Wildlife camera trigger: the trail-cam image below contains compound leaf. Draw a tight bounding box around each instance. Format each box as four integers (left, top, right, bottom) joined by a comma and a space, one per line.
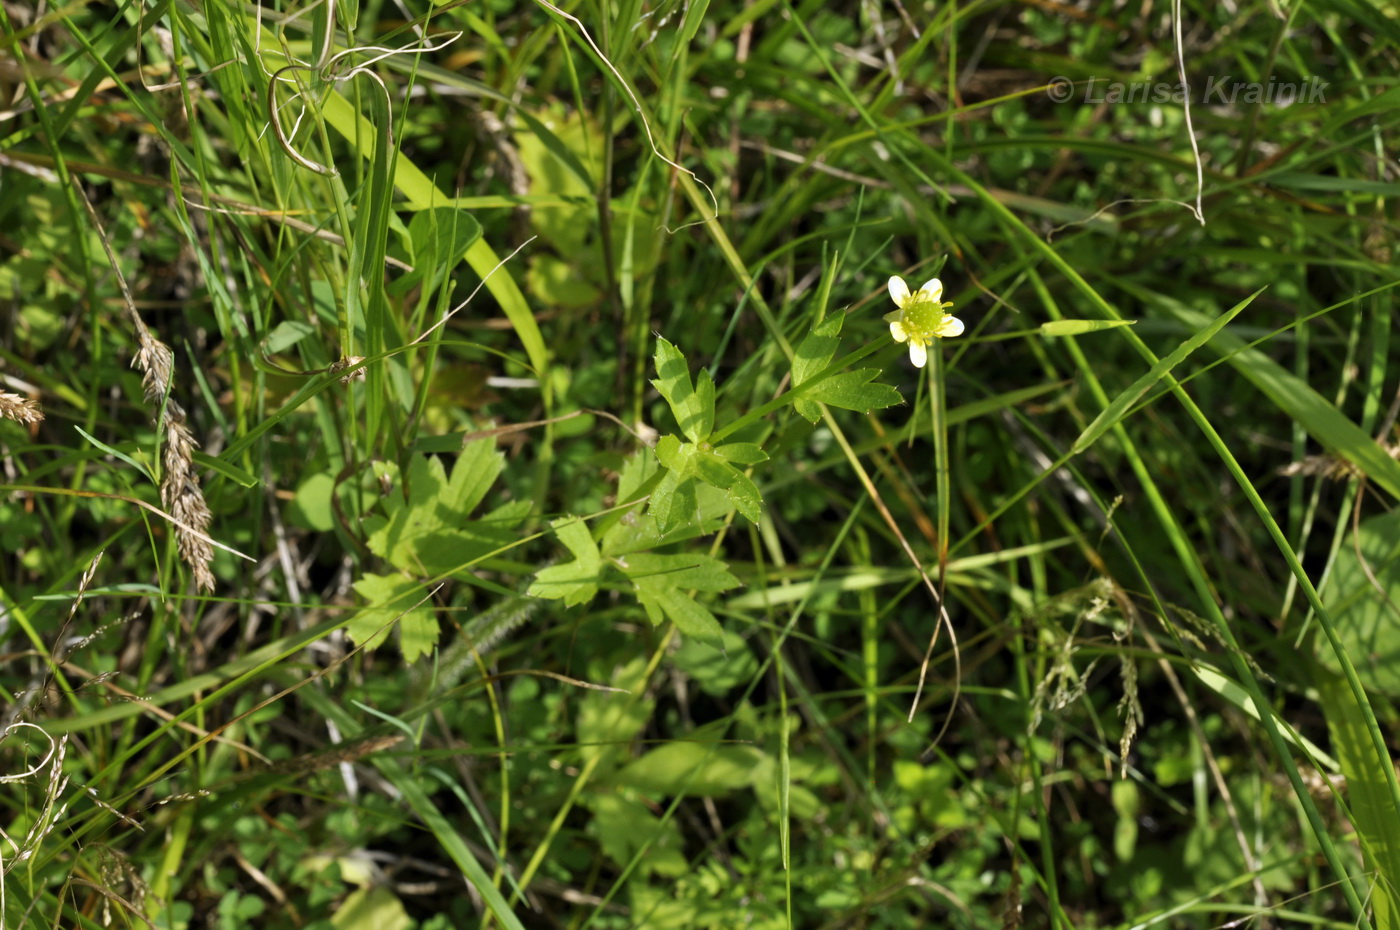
528, 516, 602, 607
802, 369, 902, 417
652, 337, 713, 444
350, 573, 437, 659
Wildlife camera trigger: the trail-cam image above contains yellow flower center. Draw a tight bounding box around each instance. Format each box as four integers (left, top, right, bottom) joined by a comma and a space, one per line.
900, 293, 949, 344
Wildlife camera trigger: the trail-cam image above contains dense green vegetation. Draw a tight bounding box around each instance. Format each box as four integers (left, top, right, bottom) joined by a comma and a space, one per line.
3, 0, 1400, 927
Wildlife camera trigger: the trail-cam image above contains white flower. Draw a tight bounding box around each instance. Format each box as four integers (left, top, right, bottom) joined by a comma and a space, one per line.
885, 275, 963, 368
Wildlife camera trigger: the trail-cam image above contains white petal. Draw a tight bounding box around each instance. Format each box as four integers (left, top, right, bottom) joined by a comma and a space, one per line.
887, 276, 911, 308
936, 315, 965, 337
889, 320, 909, 342
908, 340, 927, 368
917, 278, 944, 302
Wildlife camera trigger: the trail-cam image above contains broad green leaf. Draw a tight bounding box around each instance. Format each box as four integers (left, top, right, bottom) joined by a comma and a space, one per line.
651, 338, 712, 443
801, 369, 902, 418
1040, 319, 1137, 336
693, 451, 736, 489
589, 794, 688, 877
511, 107, 596, 261
290, 472, 336, 532
692, 368, 716, 443
647, 466, 697, 535
361, 456, 443, 569
1317, 672, 1400, 927
576, 656, 653, 765
607, 481, 729, 556
355, 453, 526, 671
624, 552, 738, 647
793, 398, 821, 424
654, 434, 692, 471
715, 442, 767, 465
398, 206, 482, 298
513, 108, 597, 252
622, 552, 740, 592
1321, 511, 1400, 696
1165, 302, 1400, 499
722, 471, 762, 524
363, 442, 520, 577
409, 206, 482, 266
528, 516, 602, 606
791, 311, 843, 422
264, 319, 317, 353
650, 437, 700, 533
398, 604, 442, 665
1072, 289, 1260, 455
792, 310, 843, 380
443, 439, 506, 519
633, 582, 724, 645
331, 887, 411, 930
350, 573, 435, 655
651, 338, 694, 425
615, 743, 764, 796
694, 452, 762, 523
527, 254, 604, 308
319, 91, 548, 382
673, 631, 758, 696
617, 448, 659, 502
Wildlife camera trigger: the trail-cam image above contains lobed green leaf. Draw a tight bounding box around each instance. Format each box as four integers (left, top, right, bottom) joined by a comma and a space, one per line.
801, 369, 902, 418
651, 337, 714, 444
528, 516, 603, 607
